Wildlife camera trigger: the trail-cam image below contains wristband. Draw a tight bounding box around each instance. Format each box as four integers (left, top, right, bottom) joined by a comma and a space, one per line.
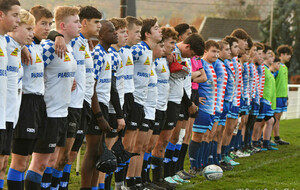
55, 33, 64, 38
94, 112, 103, 118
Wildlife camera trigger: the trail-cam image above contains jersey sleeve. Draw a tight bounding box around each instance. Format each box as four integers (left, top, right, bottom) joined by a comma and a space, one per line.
131, 45, 143, 63
42, 40, 55, 67
92, 47, 105, 80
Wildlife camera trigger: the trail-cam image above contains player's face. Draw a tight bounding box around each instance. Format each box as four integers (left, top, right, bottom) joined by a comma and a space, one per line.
205, 46, 219, 63
219, 44, 231, 60
181, 44, 196, 58
127, 24, 141, 45
267, 55, 275, 64
0, 5, 21, 34
273, 61, 280, 71
86, 18, 102, 38
256, 49, 264, 64
149, 22, 162, 43
65, 15, 82, 39
163, 37, 176, 56
238, 38, 247, 54
231, 42, 239, 57
102, 22, 118, 44
34, 17, 53, 41
249, 46, 257, 60
13, 23, 34, 45
116, 27, 128, 47
179, 28, 192, 41
281, 53, 292, 63
241, 52, 250, 63
153, 42, 164, 59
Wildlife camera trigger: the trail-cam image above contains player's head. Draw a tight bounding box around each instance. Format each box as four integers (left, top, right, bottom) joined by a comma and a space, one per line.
254, 42, 264, 65
9, 9, 34, 46
231, 28, 248, 54
179, 33, 205, 58
272, 56, 281, 72
140, 17, 162, 44
109, 17, 128, 47
189, 25, 198, 34
277, 44, 293, 63
223, 35, 239, 57
0, 0, 21, 34
263, 44, 273, 60
98, 20, 118, 45
174, 23, 192, 42
153, 40, 165, 60
30, 5, 53, 40
125, 16, 142, 46
161, 26, 177, 56
54, 6, 81, 39
79, 6, 102, 38
247, 37, 253, 50
203, 40, 219, 63
218, 40, 231, 60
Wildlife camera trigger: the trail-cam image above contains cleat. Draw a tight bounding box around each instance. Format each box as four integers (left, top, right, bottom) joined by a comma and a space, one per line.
172, 175, 190, 183
176, 170, 192, 180
274, 139, 290, 145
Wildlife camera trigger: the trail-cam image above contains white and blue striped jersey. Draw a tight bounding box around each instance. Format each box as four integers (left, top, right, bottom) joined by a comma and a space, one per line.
0, 35, 8, 129
131, 41, 153, 106
119, 45, 134, 94
242, 62, 250, 105
92, 44, 112, 107
155, 57, 170, 111
232, 57, 242, 107
223, 59, 235, 102
42, 39, 77, 117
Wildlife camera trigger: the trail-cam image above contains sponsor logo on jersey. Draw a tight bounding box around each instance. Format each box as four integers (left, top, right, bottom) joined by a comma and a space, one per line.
79, 44, 85, 51
36, 53, 42, 63
161, 64, 166, 73
11, 48, 18, 56
26, 128, 36, 133
150, 69, 154, 76
85, 51, 90, 59
105, 61, 110, 70
177, 55, 182, 62
144, 56, 150, 65
64, 54, 71, 62
0, 69, 7, 76
0, 47, 4, 57
126, 56, 133, 66
137, 72, 150, 78
120, 61, 123, 68
19, 62, 21, 69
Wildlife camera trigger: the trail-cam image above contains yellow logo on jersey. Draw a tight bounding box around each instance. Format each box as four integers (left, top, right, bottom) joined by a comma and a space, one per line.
161, 64, 166, 73
11, 48, 18, 56
126, 56, 133, 66
144, 56, 150, 65
85, 51, 90, 59
120, 61, 123, 68
150, 69, 154, 76
105, 62, 110, 70
79, 45, 85, 51
64, 53, 71, 62
0, 47, 4, 57
19, 62, 21, 69
177, 55, 182, 62
36, 53, 42, 63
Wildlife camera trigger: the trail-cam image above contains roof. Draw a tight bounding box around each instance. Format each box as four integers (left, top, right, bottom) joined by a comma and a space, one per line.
199, 17, 263, 41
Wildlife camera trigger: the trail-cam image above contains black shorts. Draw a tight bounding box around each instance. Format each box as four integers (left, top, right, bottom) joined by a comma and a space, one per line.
72, 100, 92, 152
65, 107, 82, 139
1, 122, 14, 155
162, 101, 181, 130
12, 138, 37, 156
126, 102, 145, 131
190, 89, 199, 118
87, 102, 109, 135
0, 129, 5, 153
140, 119, 155, 132
14, 94, 46, 140
123, 93, 134, 123
106, 113, 118, 138
34, 117, 68, 153
178, 102, 189, 121
152, 110, 167, 135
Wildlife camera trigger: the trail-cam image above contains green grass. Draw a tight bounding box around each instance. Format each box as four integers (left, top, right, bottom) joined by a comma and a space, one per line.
5, 119, 300, 189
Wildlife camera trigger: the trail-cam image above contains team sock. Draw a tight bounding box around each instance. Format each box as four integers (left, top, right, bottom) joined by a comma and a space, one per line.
104, 172, 113, 190
98, 183, 104, 190
114, 163, 126, 188
188, 140, 201, 169
7, 168, 24, 189
41, 167, 53, 189
171, 143, 182, 175
0, 179, 4, 190
141, 152, 151, 183
151, 156, 163, 182
126, 177, 135, 188
163, 142, 176, 178
51, 168, 63, 190
177, 143, 188, 171
59, 164, 72, 190
25, 170, 42, 190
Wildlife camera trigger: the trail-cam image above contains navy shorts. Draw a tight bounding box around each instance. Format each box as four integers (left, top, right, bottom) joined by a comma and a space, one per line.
193, 110, 214, 134
275, 97, 288, 113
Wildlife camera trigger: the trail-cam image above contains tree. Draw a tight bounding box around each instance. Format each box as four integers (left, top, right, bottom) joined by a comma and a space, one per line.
259, 0, 300, 77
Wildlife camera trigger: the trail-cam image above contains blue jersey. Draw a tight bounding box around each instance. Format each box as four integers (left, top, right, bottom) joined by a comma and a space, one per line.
212, 59, 228, 113
223, 59, 235, 102
232, 57, 242, 107
198, 59, 217, 115
249, 62, 257, 101
242, 62, 250, 105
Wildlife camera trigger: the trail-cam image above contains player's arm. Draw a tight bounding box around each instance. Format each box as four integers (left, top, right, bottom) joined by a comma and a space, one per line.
47, 30, 68, 59
182, 89, 197, 114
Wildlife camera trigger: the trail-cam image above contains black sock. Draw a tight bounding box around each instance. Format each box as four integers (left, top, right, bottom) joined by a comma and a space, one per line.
141, 159, 148, 183
274, 136, 280, 141
135, 177, 142, 185
177, 143, 188, 171
41, 167, 53, 190
80, 188, 92, 190
104, 172, 113, 190
163, 142, 176, 178
151, 156, 163, 182
126, 177, 135, 187
24, 180, 40, 190
7, 168, 24, 190
146, 156, 152, 182
114, 163, 125, 187
171, 144, 181, 175
123, 159, 130, 182
59, 164, 72, 190
51, 169, 63, 189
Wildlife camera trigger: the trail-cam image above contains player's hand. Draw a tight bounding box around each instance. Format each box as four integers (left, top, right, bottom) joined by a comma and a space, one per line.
166, 54, 176, 64
96, 117, 112, 133
188, 102, 198, 115
117, 118, 126, 132
71, 79, 77, 91
199, 97, 206, 105
54, 36, 68, 59
21, 47, 33, 65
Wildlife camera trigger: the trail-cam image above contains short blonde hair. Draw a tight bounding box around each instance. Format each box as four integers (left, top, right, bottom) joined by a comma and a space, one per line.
108, 17, 127, 31
20, 9, 35, 26
54, 6, 80, 28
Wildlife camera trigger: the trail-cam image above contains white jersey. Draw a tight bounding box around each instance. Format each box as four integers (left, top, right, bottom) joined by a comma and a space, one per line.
15, 63, 23, 127
0, 35, 8, 129
23, 38, 44, 95
144, 66, 157, 120
131, 41, 153, 106
42, 40, 77, 118
183, 58, 192, 98
168, 45, 184, 104
84, 42, 94, 106
92, 44, 112, 107
5, 35, 21, 123
155, 57, 170, 111
120, 45, 134, 94
108, 47, 124, 114
69, 33, 87, 108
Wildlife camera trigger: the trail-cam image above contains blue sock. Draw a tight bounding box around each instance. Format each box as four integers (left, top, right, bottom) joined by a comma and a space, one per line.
197, 142, 205, 168
98, 182, 104, 189
188, 140, 201, 169
263, 140, 270, 147
203, 142, 209, 167
60, 164, 72, 189
221, 145, 226, 158
51, 168, 63, 189
212, 141, 219, 164
7, 168, 24, 181
217, 154, 222, 162
165, 142, 176, 152
230, 135, 236, 151
144, 152, 151, 161
234, 130, 242, 150
225, 145, 230, 156
249, 130, 253, 146
0, 179, 4, 189
25, 170, 42, 183
208, 141, 213, 165
92, 187, 98, 190
253, 140, 258, 147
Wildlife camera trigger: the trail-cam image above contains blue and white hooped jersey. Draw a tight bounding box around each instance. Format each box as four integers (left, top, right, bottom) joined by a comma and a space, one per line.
42, 39, 77, 117
120, 45, 135, 94
212, 58, 228, 113
0, 35, 8, 129
242, 62, 250, 104
5, 35, 21, 123
249, 62, 257, 101
83, 41, 95, 106
258, 64, 265, 99
69, 33, 87, 108
108, 46, 125, 114
198, 59, 217, 115
145, 65, 158, 120
155, 57, 170, 111
253, 64, 261, 105
223, 59, 235, 102
131, 41, 153, 106
183, 58, 192, 98
232, 57, 242, 107
92, 44, 112, 107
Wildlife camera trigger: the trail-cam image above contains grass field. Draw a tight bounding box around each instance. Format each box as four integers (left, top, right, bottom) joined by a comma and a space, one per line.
5, 119, 300, 189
